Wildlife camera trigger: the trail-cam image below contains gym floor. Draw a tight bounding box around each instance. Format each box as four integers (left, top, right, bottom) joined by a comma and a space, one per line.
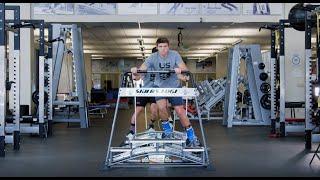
1, 107, 320, 177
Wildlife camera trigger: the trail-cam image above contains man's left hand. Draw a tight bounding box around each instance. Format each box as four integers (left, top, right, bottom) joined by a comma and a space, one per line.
174, 68, 182, 74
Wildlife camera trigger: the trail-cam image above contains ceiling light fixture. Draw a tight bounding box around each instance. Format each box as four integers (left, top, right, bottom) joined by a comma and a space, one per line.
197, 56, 210, 63
232, 39, 243, 46
91, 54, 104, 57
219, 47, 228, 52
187, 57, 200, 60
91, 57, 104, 60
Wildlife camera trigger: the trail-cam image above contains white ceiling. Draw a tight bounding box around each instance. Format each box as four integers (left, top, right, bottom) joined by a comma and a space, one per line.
79, 22, 272, 60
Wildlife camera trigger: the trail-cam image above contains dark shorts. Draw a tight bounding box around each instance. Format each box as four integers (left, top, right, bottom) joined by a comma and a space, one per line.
136, 97, 156, 107
155, 97, 184, 106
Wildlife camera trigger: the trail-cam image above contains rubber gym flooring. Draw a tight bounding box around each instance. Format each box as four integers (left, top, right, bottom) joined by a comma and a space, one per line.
0, 106, 320, 177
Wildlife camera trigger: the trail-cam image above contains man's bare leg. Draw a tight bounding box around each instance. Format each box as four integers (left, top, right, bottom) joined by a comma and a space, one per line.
129, 106, 144, 134
156, 99, 174, 138
174, 105, 200, 147
149, 102, 158, 129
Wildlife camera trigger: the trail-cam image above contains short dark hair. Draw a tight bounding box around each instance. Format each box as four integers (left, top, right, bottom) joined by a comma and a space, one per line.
156, 37, 169, 46
152, 47, 158, 53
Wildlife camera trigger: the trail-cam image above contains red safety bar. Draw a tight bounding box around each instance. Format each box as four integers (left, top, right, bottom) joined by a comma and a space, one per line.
285, 118, 305, 123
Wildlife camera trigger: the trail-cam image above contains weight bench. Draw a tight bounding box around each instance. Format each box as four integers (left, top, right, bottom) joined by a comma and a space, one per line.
88, 103, 110, 118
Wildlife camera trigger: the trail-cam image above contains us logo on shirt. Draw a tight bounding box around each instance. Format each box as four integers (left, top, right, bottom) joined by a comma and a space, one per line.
158, 63, 171, 80
159, 62, 170, 69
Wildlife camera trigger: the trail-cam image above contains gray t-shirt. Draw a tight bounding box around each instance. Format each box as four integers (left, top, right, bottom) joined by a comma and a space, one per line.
145, 50, 183, 88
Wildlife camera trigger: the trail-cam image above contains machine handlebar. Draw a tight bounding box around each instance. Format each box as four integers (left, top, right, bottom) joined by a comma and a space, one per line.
137, 69, 189, 74
121, 70, 195, 87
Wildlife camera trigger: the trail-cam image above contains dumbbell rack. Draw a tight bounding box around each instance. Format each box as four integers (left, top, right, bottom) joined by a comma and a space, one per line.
223, 44, 271, 128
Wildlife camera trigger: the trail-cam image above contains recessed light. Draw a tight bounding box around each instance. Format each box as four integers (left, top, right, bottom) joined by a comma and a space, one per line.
92, 57, 104, 60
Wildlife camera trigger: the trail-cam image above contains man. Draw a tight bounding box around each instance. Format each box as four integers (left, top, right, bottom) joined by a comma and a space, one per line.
126, 47, 159, 140
131, 37, 200, 147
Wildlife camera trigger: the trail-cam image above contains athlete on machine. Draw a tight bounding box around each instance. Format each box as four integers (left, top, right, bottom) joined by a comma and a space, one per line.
131, 37, 200, 147
125, 47, 159, 141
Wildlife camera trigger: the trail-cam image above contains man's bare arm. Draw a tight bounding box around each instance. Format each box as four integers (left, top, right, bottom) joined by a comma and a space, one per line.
177, 61, 189, 72
131, 62, 148, 75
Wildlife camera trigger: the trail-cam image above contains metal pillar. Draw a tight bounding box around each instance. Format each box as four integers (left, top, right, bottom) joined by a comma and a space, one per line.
223, 45, 241, 127
270, 30, 277, 134
0, 3, 6, 157
38, 20, 47, 138
279, 20, 286, 137
71, 24, 88, 128
51, 24, 67, 101
8, 6, 20, 150
47, 25, 53, 136
305, 11, 313, 149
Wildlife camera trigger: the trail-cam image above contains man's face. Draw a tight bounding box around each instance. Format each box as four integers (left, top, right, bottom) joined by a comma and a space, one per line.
157, 43, 169, 57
